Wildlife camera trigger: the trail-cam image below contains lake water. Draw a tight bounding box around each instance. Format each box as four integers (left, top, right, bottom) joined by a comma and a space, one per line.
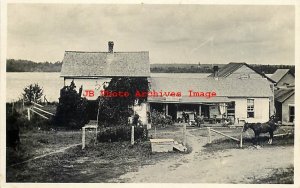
6, 72, 63, 102
6, 72, 210, 102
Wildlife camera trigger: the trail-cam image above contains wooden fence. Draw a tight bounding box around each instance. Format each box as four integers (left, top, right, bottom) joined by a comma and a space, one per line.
207, 126, 244, 148
27, 101, 54, 120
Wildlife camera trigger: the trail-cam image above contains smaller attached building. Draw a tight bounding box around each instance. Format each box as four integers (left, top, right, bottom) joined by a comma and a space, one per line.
275, 88, 295, 125
270, 69, 295, 88
271, 69, 295, 125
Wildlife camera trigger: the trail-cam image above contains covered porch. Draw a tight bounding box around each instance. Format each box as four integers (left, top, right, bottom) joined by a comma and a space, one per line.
149, 100, 236, 125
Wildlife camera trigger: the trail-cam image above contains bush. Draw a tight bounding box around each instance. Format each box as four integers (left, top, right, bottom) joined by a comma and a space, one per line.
6, 109, 21, 149
97, 77, 149, 126
22, 83, 43, 103
150, 110, 173, 128
54, 81, 89, 129
7, 108, 52, 131
28, 114, 52, 130
97, 125, 148, 142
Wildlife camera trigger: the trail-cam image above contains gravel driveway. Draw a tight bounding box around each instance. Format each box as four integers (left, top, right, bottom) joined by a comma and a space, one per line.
114, 128, 294, 183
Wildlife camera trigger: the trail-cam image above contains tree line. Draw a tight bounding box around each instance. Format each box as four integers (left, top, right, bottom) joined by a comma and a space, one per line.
7, 59, 295, 74
7, 59, 62, 72
151, 64, 295, 74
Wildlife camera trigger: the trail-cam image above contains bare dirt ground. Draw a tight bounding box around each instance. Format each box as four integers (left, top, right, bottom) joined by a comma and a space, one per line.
114, 128, 294, 183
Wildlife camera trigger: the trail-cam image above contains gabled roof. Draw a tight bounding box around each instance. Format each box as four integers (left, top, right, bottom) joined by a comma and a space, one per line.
209, 62, 245, 77
60, 51, 150, 77
208, 62, 276, 83
148, 77, 273, 103
270, 69, 294, 83
275, 88, 294, 103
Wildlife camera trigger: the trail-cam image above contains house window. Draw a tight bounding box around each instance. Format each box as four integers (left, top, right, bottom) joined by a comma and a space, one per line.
289, 106, 295, 123
247, 99, 254, 118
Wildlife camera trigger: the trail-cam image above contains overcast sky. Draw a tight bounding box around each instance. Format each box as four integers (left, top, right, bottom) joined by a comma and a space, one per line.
7, 4, 295, 65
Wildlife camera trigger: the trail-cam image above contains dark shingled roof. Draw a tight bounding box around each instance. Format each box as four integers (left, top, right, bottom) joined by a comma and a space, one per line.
270, 69, 293, 83
208, 62, 275, 83
60, 51, 150, 77
209, 62, 245, 77
275, 88, 294, 103
148, 77, 273, 103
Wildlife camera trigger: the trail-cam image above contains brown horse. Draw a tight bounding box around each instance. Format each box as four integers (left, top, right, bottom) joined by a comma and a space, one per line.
243, 115, 280, 145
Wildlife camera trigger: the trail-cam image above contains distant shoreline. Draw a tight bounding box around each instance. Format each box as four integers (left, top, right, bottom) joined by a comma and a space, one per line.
6, 59, 295, 74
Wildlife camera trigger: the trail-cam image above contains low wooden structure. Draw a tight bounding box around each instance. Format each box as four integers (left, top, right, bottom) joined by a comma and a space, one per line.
150, 138, 187, 153
150, 139, 175, 152
82, 121, 98, 149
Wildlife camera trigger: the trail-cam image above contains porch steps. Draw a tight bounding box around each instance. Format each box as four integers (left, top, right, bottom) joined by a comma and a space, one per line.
173, 141, 187, 152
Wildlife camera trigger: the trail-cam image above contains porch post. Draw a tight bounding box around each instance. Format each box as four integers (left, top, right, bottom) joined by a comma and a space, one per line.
165, 103, 169, 115
199, 105, 202, 116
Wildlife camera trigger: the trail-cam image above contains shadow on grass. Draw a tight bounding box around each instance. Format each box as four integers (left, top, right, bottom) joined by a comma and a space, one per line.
6, 140, 185, 183
250, 166, 294, 184
203, 134, 294, 153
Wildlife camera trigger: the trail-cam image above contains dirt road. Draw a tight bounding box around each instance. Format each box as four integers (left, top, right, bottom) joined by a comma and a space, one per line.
114, 129, 294, 183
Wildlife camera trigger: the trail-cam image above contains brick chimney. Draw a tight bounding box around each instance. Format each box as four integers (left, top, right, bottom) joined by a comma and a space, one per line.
213, 66, 219, 80
108, 41, 114, 53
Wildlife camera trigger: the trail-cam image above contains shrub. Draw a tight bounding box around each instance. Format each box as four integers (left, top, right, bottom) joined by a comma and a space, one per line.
6, 109, 21, 149
97, 77, 149, 126
150, 110, 173, 128
22, 83, 43, 103
97, 125, 148, 142
54, 81, 89, 129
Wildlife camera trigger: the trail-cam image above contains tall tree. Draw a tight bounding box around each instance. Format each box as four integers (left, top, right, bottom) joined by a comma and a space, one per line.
97, 77, 149, 126
23, 83, 43, 103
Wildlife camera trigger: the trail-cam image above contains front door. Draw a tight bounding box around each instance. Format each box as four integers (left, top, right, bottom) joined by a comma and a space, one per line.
289, 105, 295, 123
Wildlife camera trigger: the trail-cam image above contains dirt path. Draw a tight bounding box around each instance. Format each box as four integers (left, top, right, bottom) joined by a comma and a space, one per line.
10, 143, 81, 167
114, 129, 294, 183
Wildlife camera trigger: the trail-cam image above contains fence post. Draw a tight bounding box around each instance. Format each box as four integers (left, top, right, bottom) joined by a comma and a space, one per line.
183, 123, 187, 146
131, 126, 135, 145
207, 127, 212, 143
240, 125, 244, 148
95, 127, 98, 144
82, 127, 86, 149
240, 133, 243, 148
27, 108, 31, 121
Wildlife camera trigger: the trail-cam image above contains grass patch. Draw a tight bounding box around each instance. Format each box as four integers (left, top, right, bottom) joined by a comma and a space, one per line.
251, 167, 294, 184
6, 130, 82, 166
6, 141, 182, 182
6, 126, 187, 182
149, 126, 184, 143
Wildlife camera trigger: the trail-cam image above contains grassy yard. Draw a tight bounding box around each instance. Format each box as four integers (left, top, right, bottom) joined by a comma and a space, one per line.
6, 126, 186, 182
6, 130, 82, 166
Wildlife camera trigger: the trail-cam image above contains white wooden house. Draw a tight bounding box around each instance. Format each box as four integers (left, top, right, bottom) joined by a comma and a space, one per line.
60, 41, 150, 123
